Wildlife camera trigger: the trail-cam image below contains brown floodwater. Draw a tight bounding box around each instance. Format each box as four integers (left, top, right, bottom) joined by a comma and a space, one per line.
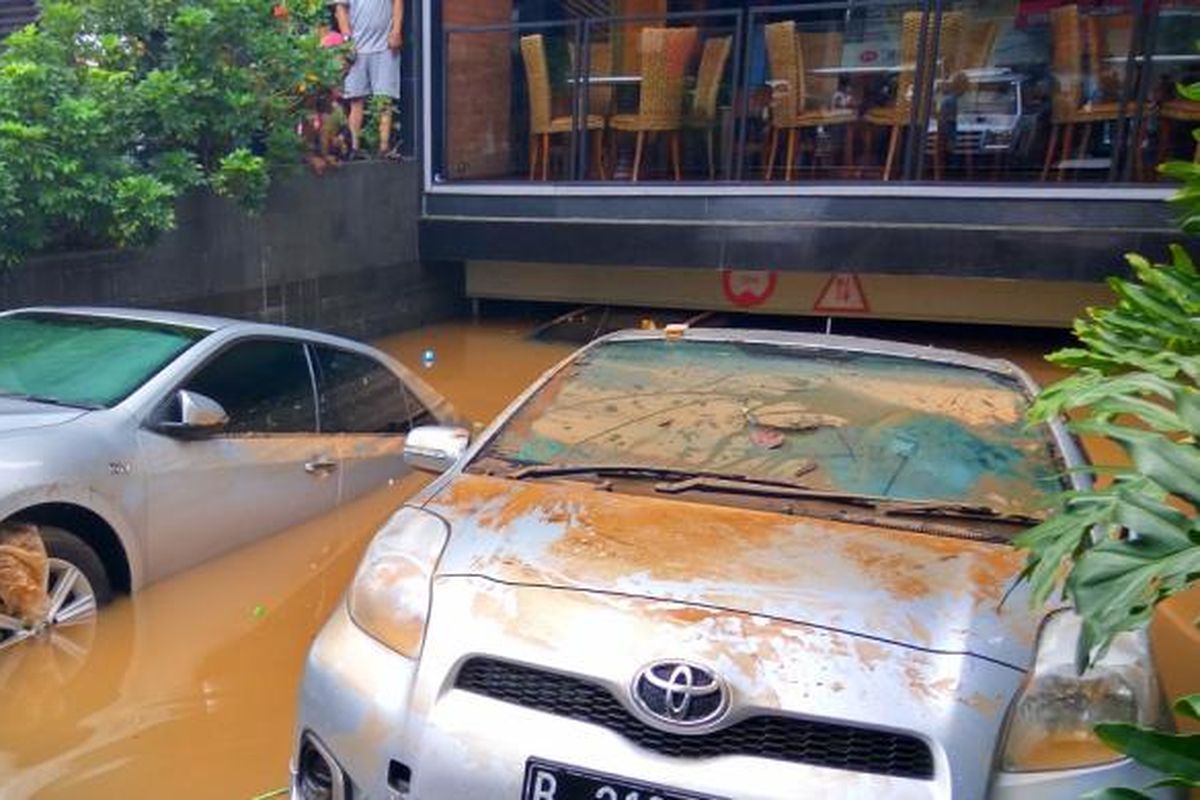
0, 316, 1195, 799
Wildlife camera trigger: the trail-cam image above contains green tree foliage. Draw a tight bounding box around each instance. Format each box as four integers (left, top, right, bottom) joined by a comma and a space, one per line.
0, 0, 344, 263
1015, 79, 1200, 798
1161, 82, 1200, 235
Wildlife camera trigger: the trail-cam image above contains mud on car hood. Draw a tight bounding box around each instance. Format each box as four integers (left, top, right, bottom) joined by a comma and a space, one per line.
425, 474, 1040, 669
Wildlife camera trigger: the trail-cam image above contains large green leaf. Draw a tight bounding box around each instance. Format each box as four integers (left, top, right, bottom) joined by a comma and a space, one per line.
1013, 502, 1111, 606
1068, 540, 1200, 652
1089, 396, 1186, 433
1082, 789, 1155, 800
1175, 694, 1200, 723
1122, 434, 1200, 502
1112, 488, 1194, 552
1178, 389, 1200, 435
1094, 723, 1200, 785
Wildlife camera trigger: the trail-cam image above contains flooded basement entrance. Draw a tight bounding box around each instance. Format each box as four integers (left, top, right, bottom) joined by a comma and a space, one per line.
0, 314, 1195, 798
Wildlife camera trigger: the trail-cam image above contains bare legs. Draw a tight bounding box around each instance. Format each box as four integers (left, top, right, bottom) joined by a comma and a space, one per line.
379, 105, 393, 156
347, 97, 396, 155
348, 98, 365, 153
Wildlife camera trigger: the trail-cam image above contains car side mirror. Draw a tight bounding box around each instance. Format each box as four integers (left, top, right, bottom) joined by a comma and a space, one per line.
156, 390, 229, 438
404, 425, 470, 474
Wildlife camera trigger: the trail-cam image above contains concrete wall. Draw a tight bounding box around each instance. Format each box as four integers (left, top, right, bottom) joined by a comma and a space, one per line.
0, 162, 464, 341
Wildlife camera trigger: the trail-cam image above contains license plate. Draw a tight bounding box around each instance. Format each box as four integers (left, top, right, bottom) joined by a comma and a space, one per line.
523, 758, 725, 800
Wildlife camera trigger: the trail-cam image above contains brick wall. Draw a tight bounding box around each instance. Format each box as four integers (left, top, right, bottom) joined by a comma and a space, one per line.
616, 0, 666, 72
444, 0, 514, 179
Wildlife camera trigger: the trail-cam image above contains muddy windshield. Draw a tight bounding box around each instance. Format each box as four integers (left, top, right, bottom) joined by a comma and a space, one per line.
474, 338, 1061, 517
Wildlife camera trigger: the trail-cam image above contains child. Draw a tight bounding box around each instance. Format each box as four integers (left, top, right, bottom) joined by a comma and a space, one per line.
302, 15, 352, 172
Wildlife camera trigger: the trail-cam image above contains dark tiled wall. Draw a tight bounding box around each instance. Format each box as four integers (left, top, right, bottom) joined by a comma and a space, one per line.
0, 0, 37, 37
2, 163, 465, 341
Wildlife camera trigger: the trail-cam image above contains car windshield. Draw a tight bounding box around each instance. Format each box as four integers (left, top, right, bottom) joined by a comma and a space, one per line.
474, 338, 1062, 518
0, 312, 209, 409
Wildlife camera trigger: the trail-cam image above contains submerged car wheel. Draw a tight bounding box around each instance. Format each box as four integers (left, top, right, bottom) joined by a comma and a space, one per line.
0, 526, 110, 653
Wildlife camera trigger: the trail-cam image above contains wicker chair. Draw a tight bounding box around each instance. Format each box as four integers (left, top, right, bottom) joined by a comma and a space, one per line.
1040, 5, 1135, 181
863, 11, 963, 181
520, 33, 607, 181
609, 26, 698, 181
762, 21, 855, 181
683, 35, 732, 179
800, 30, 845, 109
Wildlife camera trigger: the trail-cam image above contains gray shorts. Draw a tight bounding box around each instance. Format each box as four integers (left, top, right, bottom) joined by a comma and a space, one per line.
344, 48, 401, 99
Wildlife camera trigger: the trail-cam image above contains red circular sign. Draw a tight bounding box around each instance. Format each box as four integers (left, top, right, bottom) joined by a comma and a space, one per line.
721, 270, 779, 308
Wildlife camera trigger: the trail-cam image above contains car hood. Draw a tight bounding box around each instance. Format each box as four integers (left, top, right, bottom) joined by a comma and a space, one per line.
0, 397, 89, 433
425, 474, 1040, 669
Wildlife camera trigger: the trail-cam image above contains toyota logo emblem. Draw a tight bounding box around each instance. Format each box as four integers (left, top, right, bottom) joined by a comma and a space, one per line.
632, 661, 728, 727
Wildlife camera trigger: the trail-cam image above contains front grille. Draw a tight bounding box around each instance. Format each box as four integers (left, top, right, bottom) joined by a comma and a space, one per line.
455, 657, 935, 780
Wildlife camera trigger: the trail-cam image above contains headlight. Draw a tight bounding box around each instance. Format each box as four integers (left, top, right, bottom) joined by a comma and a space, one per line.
1000, 610, 1168, 772
347, 506, 449, 658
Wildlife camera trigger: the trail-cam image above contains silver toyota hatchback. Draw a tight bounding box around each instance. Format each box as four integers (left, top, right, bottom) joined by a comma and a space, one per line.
0, 307, 451, 651
292, 328, 1177, 800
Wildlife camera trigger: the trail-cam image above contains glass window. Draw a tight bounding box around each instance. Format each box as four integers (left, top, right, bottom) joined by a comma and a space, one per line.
473, 338, 1061, 517
313, 347, 431, 434
434, 0, 1193, 185
1145, 2, 1200, 177
0, 312, 207, 409
183, 340, 316, 434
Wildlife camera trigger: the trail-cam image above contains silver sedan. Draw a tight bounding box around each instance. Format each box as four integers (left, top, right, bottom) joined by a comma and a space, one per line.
0, 306, 452, 651
292, 327, 1178, 800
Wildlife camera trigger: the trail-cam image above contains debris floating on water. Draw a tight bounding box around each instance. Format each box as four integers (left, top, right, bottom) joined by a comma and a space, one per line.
0, 522, 49, 625
251, 604, 267, 619
250, 788, 288, 800
422, 348, 436, 369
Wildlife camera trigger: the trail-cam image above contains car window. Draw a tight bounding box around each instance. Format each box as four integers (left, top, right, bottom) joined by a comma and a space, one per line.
0, 312, 207, 408
472, 339, 1062, 518
182, 339, 316, 434
313, 346, 433, 434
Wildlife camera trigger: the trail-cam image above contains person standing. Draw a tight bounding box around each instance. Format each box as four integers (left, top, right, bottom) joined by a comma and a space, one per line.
332, 0, 403, 158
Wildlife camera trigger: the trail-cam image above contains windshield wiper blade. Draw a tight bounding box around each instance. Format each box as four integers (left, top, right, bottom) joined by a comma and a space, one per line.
508, 463, 736, 483
0, 391, 97, 410
655, 476, 878, 504
507, 464, 1040, 525
654, 477, 1041, 524
873, 500, 1045, 525
507, 462, 817, 490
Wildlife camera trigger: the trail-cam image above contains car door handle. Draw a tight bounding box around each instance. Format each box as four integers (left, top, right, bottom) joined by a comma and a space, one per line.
304, 458, 339, 475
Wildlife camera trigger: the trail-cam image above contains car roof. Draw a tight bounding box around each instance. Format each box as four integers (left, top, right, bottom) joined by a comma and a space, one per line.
594, 327, 1033, 384
2, 306, 459, 422
2, 306, 365, 346
3, 305, 244, 332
